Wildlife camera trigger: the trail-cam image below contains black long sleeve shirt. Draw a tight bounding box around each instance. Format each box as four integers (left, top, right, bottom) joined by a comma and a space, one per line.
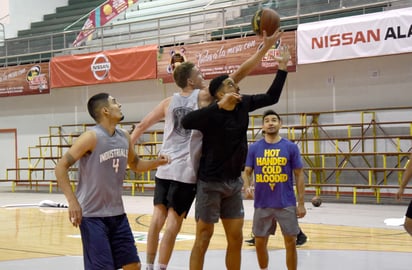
182, 69, 288, 182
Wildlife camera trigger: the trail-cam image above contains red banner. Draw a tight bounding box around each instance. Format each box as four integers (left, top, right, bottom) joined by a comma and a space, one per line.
158, 32, 296, 84
50, 45, 157, 88
0, 63, 50, 97
73, 0, 139, 47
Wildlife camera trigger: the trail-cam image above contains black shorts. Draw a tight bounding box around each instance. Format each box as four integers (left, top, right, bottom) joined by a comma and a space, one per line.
406, 200, 412, 218
154, 177, 196, 217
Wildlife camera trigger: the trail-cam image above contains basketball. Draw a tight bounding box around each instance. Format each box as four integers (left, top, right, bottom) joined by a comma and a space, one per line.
311, 196, 322, 207
251, 8, 281, 36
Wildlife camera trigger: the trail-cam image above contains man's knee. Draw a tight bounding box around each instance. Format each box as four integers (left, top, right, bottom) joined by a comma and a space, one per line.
198, 229, 213, 244
283, 235, 297, 249
195, 222, 214, 247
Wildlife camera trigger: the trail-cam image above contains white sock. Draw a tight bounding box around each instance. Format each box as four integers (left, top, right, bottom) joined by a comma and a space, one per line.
159, 264, 167, 270
146, 264, 154, 270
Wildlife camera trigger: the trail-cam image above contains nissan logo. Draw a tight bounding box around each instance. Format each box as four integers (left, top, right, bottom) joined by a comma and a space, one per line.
91, 54, 111, 80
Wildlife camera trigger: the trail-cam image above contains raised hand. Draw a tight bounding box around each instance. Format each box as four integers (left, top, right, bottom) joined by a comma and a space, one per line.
261, 28, 283, 51
276, 45, 291, 71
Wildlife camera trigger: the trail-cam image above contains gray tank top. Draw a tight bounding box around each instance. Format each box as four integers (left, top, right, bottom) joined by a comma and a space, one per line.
77, 125, 128, 217
156, 89, 203, 184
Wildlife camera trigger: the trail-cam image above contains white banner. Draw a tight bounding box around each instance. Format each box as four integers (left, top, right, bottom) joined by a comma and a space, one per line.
297, 7, 412, 64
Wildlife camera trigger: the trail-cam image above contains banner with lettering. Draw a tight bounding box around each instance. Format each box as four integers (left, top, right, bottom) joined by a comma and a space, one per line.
297, 7, 412, 64
158, 32, 296, 84
50, 45, 157, 88
73, 0, 139, 47
0, 63, 50, 97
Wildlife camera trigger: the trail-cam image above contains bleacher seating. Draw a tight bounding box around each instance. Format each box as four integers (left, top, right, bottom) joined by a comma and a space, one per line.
1, 0, 410, 66
3, 107, 412, 203
0, 0, 106, 66
211, 0, 391, 39
17, 0, 106, 37
85, 0, 236, 49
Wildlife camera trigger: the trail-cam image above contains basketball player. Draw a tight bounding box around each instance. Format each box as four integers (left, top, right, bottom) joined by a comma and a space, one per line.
181, 35, 290, 270
243, 110, 306, 270
244, 133, 307, 247
396, 151, 412, 236
130, 61, 209, 270
130, 29, 283, 270
55, 93, 169, 270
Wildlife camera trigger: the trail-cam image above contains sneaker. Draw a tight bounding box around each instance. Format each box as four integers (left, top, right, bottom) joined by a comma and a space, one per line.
296, 231, 307, 246
245, 237, 255, 246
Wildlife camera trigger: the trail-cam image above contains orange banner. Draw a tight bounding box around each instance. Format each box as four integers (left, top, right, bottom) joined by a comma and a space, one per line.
158, 32, 296, 84
50, 45, 157, 88
0, 63, 50, 97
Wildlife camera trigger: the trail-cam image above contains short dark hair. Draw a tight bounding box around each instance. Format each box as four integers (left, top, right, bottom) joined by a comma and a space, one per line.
262, 110, 281, 121
209, 74, 229, 97
173, 62, 195, 89
87, 93, 109, 121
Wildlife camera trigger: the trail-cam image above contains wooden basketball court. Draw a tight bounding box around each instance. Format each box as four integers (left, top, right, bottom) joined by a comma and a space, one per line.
0, 190, 410, 269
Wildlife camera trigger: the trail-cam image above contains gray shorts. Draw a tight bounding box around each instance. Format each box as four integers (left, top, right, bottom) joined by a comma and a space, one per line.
195, 178, 244, 223
252, 207, 300, 237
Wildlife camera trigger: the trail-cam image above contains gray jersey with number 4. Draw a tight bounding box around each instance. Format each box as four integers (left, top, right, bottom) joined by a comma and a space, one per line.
77, 125, 128, 217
